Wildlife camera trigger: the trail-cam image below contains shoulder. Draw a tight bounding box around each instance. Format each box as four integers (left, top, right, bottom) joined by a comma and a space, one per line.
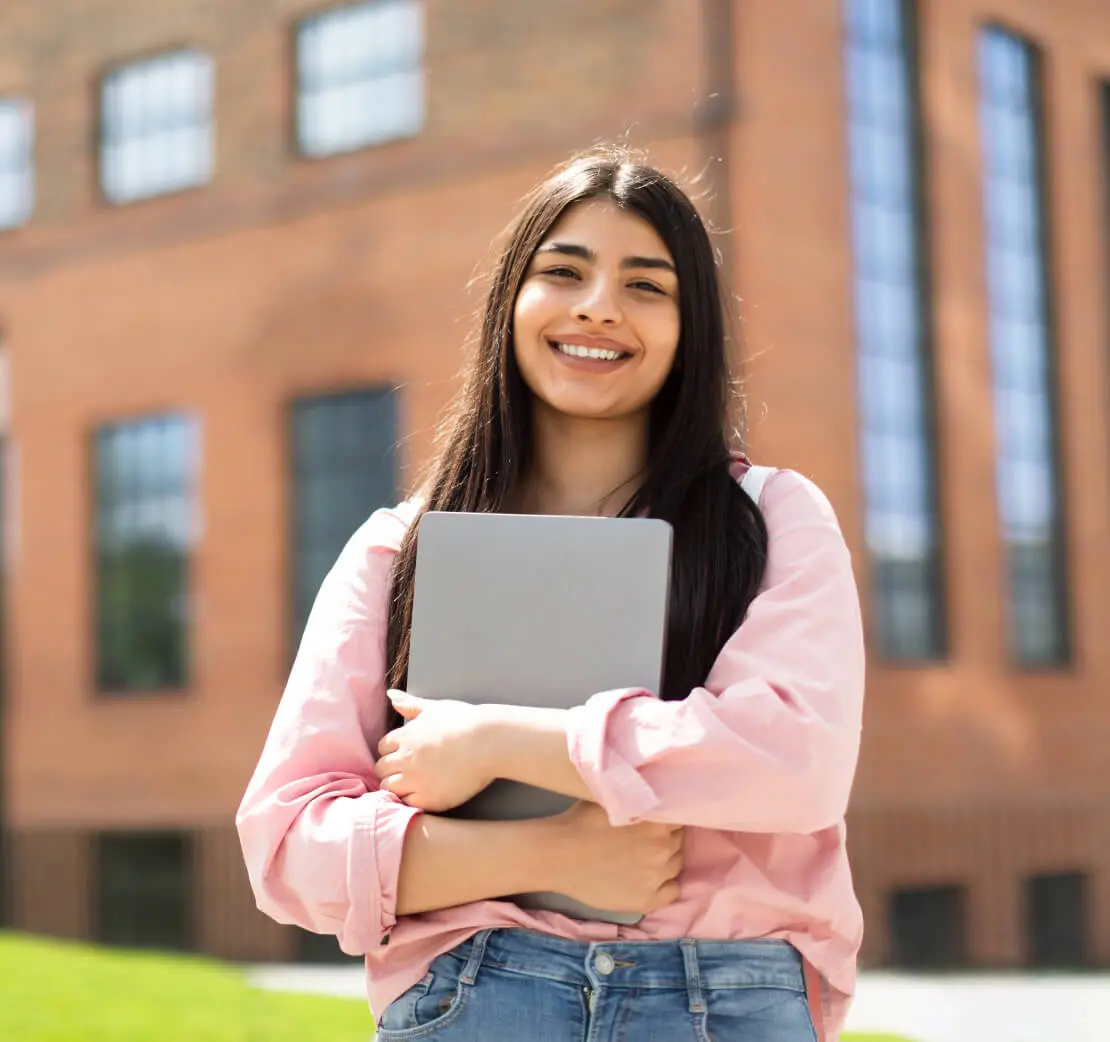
328, 497, 422, 580
732, 461, 845, 538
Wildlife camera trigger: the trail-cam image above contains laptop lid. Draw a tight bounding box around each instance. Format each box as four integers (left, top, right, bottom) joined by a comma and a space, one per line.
406, 510, 673, 925
408, 511, 672, 709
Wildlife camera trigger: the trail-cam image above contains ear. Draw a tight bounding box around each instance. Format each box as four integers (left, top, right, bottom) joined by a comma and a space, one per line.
386, 689, 423, 720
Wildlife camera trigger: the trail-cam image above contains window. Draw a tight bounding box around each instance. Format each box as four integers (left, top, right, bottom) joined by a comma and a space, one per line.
94, 414, 198, 693
0, 98, 33, 230
290, 388, 398, 649
845, 0, 945, 660
95, 832, 192, 951
978, 28, 1068, 665
295, 0, 424, 157
1026, 871, 1088, 967
296, 928, 361, 963
100, 50, 214, 204
889, 884, 967, 968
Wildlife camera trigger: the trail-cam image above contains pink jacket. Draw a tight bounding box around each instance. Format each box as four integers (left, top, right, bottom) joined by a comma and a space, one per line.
237, 467, 866, 1040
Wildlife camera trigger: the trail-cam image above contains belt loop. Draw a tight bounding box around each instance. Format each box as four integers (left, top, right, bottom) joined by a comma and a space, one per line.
460, 929, 492, 986
679, 939, 704, 1014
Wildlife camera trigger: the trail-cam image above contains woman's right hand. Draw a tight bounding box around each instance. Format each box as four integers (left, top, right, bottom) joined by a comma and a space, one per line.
546, 801, 684, 915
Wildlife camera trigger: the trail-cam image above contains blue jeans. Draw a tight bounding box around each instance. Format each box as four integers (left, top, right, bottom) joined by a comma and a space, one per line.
375, 928, 820, 1041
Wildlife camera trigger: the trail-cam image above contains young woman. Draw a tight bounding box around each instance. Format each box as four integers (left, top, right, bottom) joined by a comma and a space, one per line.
238, 149, 865, 1042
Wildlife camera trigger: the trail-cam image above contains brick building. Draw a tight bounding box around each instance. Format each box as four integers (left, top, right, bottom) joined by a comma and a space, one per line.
0, 0, 1108, 969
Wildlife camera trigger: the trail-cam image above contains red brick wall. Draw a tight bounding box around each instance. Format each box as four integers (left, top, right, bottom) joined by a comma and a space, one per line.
1, 0, 1109, 964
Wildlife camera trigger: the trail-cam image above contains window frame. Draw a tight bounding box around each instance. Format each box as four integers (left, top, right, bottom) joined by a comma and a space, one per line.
977, 23, 1071, 669
91, 412, 198, 697
291, 0, 426, 160
92, 830, 194, 952
286, 386, 399, 662
0, 96, 34, 231
844, 0, 948, 664
97, 46, 216, 206
889, 882, 969, 968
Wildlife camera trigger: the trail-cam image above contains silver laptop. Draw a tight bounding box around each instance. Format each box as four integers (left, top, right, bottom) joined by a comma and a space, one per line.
407, 510, 672, 924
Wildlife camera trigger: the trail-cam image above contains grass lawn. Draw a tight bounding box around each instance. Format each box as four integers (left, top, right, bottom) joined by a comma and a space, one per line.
0, 931, 915, 1041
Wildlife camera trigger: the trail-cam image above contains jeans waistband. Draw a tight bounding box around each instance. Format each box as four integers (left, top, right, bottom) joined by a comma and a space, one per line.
453, 928, 807, 997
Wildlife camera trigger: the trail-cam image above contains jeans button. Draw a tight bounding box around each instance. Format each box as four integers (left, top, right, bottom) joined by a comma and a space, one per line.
595, 951, 615, 975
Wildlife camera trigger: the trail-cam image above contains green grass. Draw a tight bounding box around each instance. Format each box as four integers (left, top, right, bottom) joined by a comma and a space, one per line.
0, 932, 374, 1042
0, 931, 913, 1041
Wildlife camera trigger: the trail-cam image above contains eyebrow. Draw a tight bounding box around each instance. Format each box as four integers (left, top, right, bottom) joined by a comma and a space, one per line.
536, 241, 676, 274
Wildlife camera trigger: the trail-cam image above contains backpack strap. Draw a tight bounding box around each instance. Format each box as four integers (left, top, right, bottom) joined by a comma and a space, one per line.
740, 464, 776, 507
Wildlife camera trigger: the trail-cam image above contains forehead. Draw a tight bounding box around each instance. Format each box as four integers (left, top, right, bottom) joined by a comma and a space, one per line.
541, 199, 673, 262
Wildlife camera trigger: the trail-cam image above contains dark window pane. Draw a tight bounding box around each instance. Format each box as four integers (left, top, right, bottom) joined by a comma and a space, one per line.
978, 29, 1068, 666
845, 0, 945, 661
1026, 872, 1088, 968
291, 388, 398, 650
890, 884, 967, 968
296, 928, 361, 964
95, 832, 192, 951
94, 414, 196, 693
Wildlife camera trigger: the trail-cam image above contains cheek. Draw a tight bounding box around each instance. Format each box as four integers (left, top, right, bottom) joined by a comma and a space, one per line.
512, 283, 549, 338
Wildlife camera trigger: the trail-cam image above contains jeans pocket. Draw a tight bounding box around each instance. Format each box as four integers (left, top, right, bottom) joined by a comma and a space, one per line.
375, 951, 470, 1040
699, 987, 817, 1042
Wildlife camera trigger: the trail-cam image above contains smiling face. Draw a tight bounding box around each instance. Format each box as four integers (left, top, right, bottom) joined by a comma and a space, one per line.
512, 199, 681, 423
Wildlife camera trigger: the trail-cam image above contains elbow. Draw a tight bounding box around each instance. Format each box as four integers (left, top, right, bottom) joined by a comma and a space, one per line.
784, 743, 859, 833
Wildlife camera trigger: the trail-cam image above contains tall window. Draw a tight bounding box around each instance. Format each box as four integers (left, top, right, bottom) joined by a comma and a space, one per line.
0, 98, 33, 230
295, 0, 424, 158
100, 50, 214, 204
290, 388, 397, 649
94, 414, 199, 693
845, 0, 945, 660
95, 832, 192, 951
978, 28, 1068, 665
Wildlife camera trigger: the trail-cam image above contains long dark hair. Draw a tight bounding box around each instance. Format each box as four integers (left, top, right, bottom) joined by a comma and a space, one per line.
385, 147, 768, 716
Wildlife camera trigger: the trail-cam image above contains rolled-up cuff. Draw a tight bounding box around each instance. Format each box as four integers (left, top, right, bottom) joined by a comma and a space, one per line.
566, 689, 662, 827
343, 793, 421, 953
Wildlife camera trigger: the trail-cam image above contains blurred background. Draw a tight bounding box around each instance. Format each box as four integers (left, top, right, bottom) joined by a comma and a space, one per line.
0, 0, 1108, 1038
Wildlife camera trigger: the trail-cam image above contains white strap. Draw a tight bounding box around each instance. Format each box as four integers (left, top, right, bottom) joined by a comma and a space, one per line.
740, 465, 776, 507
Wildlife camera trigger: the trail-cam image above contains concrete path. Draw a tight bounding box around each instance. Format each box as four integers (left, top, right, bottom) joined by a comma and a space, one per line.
245, 963, 1110, 1042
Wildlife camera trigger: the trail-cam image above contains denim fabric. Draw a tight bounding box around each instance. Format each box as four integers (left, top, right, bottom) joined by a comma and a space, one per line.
375, 928, 820, 1042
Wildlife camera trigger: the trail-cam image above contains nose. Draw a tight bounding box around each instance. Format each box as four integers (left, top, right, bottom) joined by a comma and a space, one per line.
573, 274, 621, 326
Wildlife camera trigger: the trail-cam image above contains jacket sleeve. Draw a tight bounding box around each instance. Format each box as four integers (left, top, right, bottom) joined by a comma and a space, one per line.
235, 507, 421, 954
566, 470, 865, 834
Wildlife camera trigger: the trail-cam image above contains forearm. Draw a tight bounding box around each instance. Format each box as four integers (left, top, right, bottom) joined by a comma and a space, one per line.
396, 811, 567, 915
477, 705, 594, 802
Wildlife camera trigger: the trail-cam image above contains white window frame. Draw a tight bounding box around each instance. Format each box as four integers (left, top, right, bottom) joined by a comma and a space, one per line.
100, 50, 215, 205
295, 0, 425, 158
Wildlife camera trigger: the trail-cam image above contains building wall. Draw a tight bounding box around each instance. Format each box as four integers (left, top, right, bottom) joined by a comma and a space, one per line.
2, 0, 1109, 967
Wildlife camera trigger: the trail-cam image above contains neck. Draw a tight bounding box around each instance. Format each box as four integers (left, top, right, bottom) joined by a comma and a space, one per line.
515, 400, 650, 517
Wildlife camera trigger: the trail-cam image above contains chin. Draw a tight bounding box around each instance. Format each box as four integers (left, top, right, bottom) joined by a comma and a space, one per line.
534, 390, 622, 420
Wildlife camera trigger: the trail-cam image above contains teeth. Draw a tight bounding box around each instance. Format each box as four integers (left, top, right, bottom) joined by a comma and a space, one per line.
556, 343, 623, 361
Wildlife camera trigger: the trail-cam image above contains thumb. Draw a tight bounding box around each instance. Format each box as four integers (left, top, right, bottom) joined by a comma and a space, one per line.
387, 689, 423, 719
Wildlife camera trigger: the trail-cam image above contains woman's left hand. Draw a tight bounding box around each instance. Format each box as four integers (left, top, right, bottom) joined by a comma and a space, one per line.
374, 691, 495, 812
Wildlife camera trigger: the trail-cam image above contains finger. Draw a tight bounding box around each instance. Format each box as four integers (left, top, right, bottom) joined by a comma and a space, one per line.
379, 773, 416, 798
374, 754, 396, 779
386, 690, 423, 719
378, 731, 400, 756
